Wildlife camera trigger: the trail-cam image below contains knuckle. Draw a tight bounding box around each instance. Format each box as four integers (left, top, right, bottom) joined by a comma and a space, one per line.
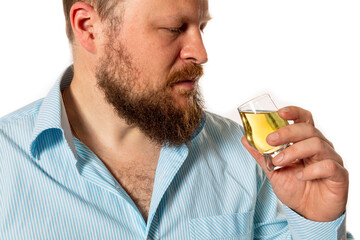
344, 168, 350, 181
312, 137, 324, 149
287, 144, 298, 156
305, 110, 313, 120
336, 155, 344, 166
302, 122, 317, 136
324, 160, 338, 173
308, 125, 318, 136
307, 110, 313, 120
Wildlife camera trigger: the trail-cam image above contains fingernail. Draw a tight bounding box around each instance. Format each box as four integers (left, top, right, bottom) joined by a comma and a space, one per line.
296, 171, 303, 180
268, 132, 279, 142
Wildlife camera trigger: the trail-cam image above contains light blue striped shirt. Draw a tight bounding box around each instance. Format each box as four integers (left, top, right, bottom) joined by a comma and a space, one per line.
0, 67, 349, 239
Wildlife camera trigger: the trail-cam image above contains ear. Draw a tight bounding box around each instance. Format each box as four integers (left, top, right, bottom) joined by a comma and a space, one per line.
70, 2, 99, 54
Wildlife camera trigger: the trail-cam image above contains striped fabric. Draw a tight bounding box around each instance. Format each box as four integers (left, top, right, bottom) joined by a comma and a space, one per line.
0, 66, 348, 239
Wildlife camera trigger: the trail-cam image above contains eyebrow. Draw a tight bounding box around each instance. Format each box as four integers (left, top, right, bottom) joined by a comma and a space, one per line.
198, 8, 212, 22
162, 13, 212, 25
203, 13, 212, 22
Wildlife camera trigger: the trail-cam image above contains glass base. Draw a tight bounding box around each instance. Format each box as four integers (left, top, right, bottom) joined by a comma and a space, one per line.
263, 145, 287, 172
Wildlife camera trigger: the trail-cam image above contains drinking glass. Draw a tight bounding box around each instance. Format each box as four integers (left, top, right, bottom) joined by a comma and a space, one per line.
238, 94, 289, 171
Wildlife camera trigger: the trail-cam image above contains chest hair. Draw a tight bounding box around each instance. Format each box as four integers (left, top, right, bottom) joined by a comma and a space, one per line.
112, 165, 156, 221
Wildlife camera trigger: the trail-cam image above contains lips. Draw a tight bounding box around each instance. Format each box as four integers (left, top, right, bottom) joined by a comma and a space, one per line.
173, 78, 198, 90
177, 79, 196, 84
166, 64, 203, 89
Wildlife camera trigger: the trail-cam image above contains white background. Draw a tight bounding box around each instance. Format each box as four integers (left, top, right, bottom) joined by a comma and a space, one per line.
0, 0, 359, 237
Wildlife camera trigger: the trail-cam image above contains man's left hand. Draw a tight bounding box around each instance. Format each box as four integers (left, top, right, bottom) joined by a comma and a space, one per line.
241, 106, 349, 222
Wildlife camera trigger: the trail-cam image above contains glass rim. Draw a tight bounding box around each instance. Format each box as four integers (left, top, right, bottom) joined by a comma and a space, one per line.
237, 93, 277, 112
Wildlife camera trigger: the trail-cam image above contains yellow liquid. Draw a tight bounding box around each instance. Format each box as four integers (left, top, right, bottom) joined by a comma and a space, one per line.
239, 111, 289, 154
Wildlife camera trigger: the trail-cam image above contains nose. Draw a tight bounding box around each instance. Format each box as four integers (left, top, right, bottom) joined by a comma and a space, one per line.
180, 29, 208, 65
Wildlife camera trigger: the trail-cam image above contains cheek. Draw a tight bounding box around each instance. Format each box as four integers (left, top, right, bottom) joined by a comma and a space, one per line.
123, 31, 182, 86
141, 48, 181, 84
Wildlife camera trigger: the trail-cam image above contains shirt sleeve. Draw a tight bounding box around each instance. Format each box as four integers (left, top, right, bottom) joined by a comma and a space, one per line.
254, 168, 348, 239
283, 204, 347, 240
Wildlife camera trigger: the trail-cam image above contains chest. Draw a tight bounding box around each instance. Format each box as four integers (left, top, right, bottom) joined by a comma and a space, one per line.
3, 143, 258, 239
112, 165, 156, 220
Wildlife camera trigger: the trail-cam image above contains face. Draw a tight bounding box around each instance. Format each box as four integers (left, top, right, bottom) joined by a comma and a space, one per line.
95, 0, 210, 145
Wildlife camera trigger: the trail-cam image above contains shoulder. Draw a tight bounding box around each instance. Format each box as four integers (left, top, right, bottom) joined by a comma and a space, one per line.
202, 111, 244, 140
191, 111, 246, 153
0, 99, 43, 141
0, 99, 43, 126
190, 112, 264, 186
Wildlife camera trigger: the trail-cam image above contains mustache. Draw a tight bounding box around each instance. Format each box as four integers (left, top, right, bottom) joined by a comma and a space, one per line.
166, 64, 204, 87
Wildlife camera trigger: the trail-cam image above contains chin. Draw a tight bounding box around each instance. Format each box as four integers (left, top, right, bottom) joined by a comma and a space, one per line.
174, 96, 196, 111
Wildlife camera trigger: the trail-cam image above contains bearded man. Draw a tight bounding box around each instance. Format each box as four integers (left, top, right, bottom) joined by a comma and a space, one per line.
0, 0, 351, 239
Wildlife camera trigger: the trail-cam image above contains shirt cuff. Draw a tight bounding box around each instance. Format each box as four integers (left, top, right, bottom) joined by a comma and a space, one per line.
283, 204, 346, 240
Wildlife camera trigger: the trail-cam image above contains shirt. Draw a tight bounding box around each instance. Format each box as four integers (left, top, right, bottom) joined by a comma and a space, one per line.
0, 66, 348, 239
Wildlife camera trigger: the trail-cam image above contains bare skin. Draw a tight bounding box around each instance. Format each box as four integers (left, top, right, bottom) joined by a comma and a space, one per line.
66, 0, 348, 224
65, 0, 209, 221
242, 106, 348, 222
63, 85, 161, 221
110, 159, 158, 220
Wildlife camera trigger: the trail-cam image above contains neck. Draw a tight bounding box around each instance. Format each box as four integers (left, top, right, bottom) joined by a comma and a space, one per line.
62, 71, 161, 167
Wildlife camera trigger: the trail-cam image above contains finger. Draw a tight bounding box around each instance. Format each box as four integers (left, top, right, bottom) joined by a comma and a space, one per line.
272, 137, 343, 167
296, 160, 348, 183
267, 123, 334, 149
241, 137, 274, 176
278, 106, 314, 125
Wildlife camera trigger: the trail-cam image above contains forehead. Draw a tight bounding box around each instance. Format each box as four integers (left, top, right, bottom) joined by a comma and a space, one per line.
123, 0, 210, 23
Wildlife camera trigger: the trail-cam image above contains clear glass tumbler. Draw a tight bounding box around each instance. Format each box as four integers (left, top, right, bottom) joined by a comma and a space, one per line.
238, 94, 289, 171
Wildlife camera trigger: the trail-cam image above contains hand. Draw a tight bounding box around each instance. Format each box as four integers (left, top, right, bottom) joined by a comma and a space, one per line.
241, 106, 349, 222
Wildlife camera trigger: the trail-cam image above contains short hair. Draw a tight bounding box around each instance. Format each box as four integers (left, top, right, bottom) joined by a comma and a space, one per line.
63, 0, 121, 42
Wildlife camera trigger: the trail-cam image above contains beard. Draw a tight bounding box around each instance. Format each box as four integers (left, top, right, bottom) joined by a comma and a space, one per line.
95, 38, 205, 146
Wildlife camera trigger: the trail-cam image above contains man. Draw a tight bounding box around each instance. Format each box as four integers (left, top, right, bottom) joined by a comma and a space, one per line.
0, 0, 350, 239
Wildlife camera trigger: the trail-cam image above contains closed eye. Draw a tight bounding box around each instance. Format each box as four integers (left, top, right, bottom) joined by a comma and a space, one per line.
168, 24, 187, 34
168, 27, 182, 34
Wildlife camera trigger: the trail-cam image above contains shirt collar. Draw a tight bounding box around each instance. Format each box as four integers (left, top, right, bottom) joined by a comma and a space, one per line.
30, 66, 75, 159
191, 113, 206, 141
